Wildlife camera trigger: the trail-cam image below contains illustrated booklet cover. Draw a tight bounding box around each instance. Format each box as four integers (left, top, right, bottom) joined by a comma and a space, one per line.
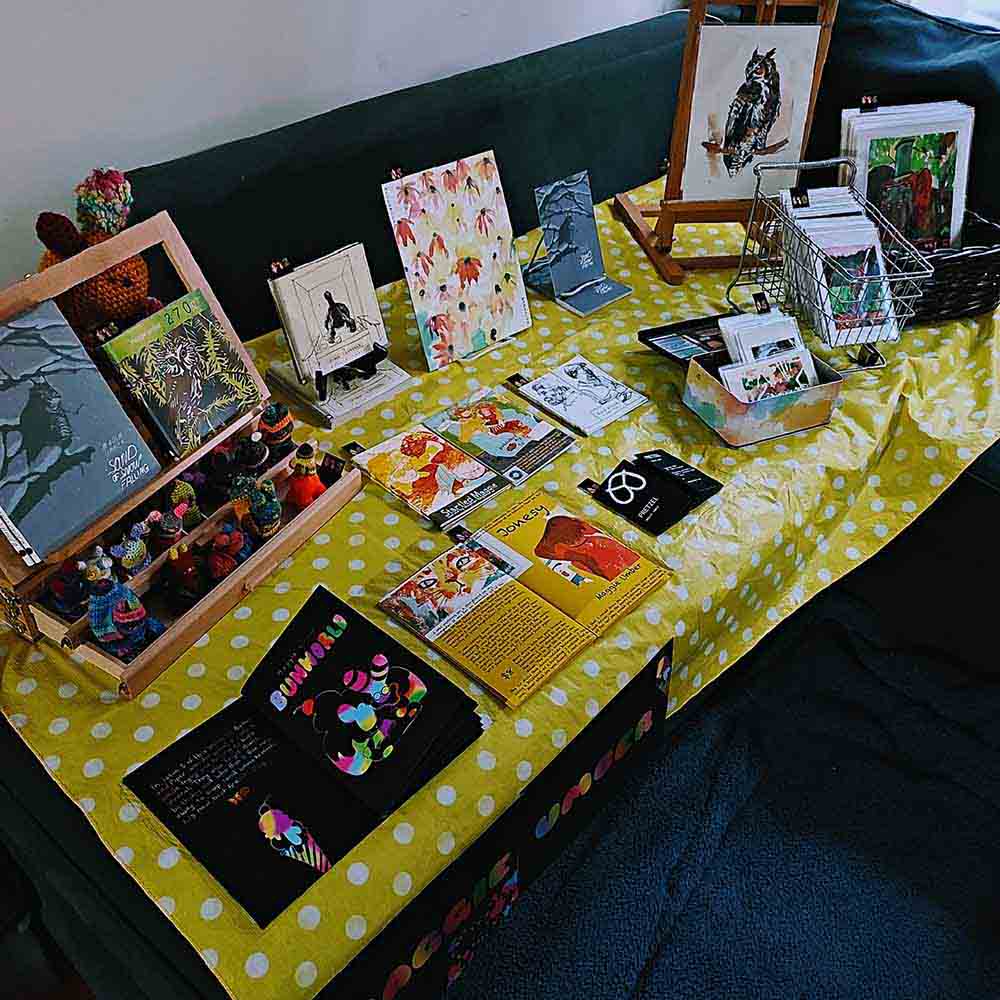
125, 587, 481, 928
681, 24, 821, 200
0, 299, 160, 562
346, 428, 509, 530
268, 243, 386, 382
379, 491, 668, 706
506, 355, 649, 435
523, 170, 631, 317
423, 387, 575, 485
103, 290, 262, 458
382, 150, 532, 371
241, 586, 482, 816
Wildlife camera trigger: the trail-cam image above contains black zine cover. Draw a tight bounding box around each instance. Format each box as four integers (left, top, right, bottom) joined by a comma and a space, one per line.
241, 586, 482, 816
124, 699, 378, 928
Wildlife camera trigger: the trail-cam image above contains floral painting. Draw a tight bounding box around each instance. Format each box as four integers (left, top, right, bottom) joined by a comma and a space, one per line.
382, 150, 532, 371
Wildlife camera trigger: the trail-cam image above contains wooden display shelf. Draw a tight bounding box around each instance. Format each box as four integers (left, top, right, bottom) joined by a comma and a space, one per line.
0, 211, 363, 695
37, 468, 361, 699
0, 211, 267, 591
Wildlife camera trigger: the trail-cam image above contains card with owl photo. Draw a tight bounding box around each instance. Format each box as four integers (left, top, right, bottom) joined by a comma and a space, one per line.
382, 150, 532, 371
681, 24, 822, 201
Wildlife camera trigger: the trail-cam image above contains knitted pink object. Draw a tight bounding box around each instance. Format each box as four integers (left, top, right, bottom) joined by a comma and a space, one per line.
74, 167, 133, 236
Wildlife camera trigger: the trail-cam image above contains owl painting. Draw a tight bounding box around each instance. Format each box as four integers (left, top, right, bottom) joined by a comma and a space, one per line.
723, 47, 781, 177
681, 25, 821, 200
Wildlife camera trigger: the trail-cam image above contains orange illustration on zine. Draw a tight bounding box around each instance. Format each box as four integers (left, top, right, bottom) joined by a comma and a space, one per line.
351, 429, 498, 518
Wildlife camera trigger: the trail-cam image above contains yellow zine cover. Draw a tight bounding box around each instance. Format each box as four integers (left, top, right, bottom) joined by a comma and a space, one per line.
378, 538, 590, 706
475, 491, 668, 634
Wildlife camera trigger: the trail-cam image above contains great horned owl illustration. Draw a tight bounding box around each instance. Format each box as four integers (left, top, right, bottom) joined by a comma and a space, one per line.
723, 47, 781, 177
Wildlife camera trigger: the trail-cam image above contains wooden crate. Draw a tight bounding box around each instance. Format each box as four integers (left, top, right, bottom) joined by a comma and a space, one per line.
0, 213, 361, 696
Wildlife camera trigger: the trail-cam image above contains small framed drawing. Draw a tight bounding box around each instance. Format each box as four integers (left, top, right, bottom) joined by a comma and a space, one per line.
268, 243, 387, 385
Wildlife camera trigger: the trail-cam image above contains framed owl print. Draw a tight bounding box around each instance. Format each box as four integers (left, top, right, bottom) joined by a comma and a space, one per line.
612, 0, 838, 286
680, 24, 822, 201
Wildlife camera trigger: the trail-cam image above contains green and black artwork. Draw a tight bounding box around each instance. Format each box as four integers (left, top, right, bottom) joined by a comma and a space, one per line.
0, 300, 160, 559
867, 131, 957, 250
103, 290, 261, 457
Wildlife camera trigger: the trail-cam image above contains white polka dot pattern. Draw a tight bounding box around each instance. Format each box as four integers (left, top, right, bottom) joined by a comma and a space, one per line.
0, 181, 996, 1000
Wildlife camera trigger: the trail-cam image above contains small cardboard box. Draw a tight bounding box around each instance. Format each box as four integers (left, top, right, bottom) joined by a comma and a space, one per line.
682, 350, 843, 447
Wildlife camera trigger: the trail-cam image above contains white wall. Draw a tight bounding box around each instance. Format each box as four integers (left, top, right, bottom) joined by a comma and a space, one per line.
0, 0, 675, 285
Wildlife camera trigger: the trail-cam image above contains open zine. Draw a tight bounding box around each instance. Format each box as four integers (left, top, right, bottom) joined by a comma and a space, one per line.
382, 150, 532, 371
523, 170, 632, 317
125, 587, 481, 926
267, 243, 386, 383
506, 355, 648, 435
346, 428, 509, 529
423, 387, 575, 484
378, 491, 668, 706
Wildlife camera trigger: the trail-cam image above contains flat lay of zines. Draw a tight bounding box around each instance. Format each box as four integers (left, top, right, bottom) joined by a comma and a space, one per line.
2, 7, 1000, 999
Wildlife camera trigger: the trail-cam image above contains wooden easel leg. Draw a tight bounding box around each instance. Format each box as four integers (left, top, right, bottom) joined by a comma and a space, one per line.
612, 193, 687, 285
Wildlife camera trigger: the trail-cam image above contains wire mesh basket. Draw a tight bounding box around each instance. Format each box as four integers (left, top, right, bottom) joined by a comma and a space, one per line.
725, 158, 933, 347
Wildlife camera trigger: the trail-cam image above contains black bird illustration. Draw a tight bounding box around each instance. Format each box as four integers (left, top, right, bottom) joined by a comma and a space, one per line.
723, 47, 781, 177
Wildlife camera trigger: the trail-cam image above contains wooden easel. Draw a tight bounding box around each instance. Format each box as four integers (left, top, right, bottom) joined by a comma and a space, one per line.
613, 0, 839, 285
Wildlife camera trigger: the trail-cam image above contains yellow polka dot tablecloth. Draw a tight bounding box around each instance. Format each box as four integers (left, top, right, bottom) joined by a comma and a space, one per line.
2, 179, 999, 1000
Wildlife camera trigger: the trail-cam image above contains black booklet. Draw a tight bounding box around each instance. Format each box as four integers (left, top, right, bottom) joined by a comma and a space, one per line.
241, 587, 482, 816
580, 450, 722, 535
125, 587, 481, 927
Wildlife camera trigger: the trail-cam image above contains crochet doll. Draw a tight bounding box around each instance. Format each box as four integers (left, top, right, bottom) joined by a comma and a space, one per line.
206, 527, 249, 582
234, 431, 271, 479
243, 479, 283, 543
147, 509, 184, 557
218, 519, 254, 562
44, 560, 89, 621
204, 444, 236, 508
170, 480, 205, 531
110, 522, 151, 578
285, 441, 327, 513
258, 402, 296, 462
164, 544, 204, 610
79, 547, 164, 661
36, 168, 161, 343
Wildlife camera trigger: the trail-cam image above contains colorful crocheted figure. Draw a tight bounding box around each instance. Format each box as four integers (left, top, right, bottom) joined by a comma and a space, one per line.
228, 473, 257, 516
110, 522, 151, 578
244, 479, 283, 543
285, 441, 327, 513
147, 509, 184, 557
259, 402, 295, 461
36, 168, 161, 337
204, 444, 235, 507
218, 519, 254, 562
165, 544, 203, 610
45, 559, 89, 620
234, 431, 271, 478
206, 528, 248, 582
79, 547, 164, 661
170, 480, 205, 531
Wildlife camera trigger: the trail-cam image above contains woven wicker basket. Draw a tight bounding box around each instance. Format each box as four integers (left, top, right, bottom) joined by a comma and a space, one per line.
908, 211, 1000, 326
